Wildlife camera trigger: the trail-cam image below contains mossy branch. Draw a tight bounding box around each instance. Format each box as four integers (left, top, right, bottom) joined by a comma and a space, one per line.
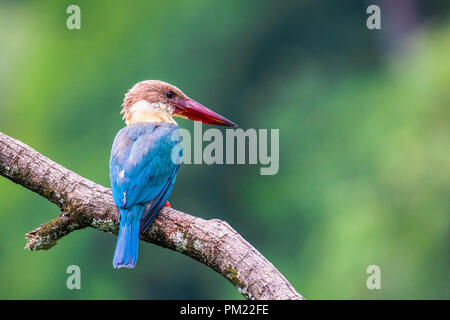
0, 131, 304, 300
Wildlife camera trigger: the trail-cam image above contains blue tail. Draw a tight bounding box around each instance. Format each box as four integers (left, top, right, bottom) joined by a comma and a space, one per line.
113, 206, 141, 269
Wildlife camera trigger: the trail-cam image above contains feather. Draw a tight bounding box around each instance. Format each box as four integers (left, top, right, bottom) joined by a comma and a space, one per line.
110, 122, 182, 268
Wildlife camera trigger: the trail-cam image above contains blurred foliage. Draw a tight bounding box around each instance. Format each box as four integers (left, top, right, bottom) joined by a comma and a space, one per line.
0, 0, 448, 299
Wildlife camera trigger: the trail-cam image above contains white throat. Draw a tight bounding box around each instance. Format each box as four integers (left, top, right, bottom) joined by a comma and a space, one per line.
124, 100, 177, 126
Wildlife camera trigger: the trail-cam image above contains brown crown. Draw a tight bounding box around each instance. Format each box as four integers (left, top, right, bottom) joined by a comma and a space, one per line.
121, 80, 187, 117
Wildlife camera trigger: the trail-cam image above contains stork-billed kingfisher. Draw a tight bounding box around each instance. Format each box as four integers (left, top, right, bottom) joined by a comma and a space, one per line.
110, 80, 236, 269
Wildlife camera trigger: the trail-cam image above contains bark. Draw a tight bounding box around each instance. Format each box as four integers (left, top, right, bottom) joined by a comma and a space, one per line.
0, 131, 304, 300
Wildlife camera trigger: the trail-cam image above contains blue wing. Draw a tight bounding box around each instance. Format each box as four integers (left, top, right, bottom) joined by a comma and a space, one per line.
139, 165, 179, 231
110, 122, 182, 231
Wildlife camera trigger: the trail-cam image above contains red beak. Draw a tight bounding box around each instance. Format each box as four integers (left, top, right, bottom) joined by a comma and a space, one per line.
171, 97, 237, 127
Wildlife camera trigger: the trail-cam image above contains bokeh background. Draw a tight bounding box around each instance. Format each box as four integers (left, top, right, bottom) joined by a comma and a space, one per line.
0, 0, 448, 299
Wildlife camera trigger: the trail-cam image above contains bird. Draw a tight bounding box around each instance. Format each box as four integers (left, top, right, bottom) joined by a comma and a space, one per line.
110, 80, 236, 269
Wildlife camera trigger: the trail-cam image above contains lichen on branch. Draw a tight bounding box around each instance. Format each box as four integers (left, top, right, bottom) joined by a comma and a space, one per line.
0, 131, 303, 300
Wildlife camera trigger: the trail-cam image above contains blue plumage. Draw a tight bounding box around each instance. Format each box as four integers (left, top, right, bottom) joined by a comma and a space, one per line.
109, 80, 234, 269
110, 122, 182, 269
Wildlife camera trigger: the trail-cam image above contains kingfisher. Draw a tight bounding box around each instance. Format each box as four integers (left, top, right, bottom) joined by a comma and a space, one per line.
110, 80, 236, 269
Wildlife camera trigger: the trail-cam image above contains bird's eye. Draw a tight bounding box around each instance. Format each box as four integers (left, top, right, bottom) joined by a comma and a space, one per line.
166, 91, 174, 99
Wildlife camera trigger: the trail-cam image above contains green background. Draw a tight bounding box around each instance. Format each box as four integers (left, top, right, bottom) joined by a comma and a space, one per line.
0, 0, 448, 299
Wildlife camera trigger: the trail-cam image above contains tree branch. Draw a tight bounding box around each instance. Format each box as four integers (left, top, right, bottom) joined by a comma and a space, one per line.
0, 131, 304, 300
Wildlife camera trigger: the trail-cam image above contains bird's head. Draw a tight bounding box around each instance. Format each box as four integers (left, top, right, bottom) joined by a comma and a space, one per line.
121, 80, 236, 127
